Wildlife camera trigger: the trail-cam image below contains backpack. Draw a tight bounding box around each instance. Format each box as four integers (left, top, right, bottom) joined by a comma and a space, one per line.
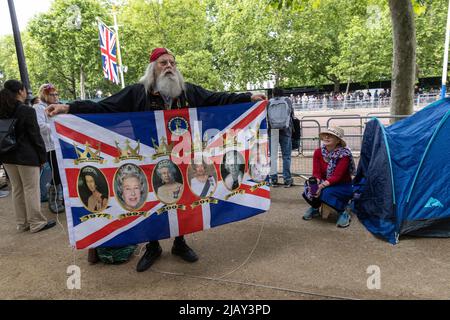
292, 116, 301, 150
267, 97, 292, 130
96, 245, 137, 264
0, 105, 19, 154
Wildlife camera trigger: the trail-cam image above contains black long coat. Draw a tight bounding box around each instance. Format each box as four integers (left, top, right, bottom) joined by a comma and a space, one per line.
0, 103, 46, 166
68, 83, 253, 113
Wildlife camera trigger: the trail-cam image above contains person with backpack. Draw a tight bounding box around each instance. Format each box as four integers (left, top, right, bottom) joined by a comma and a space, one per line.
0, 80, 55, 233
267, 87, 294, 188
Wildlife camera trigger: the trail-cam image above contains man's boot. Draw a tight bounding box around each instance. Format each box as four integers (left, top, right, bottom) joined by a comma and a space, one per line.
87, 248, 99, 264
171, 236, 198, 262
136, 241, 162, 272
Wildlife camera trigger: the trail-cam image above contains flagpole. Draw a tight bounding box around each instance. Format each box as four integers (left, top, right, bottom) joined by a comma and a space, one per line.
112, 6, 125, 89
8, 0, 32, 104
441, 0, 450, 99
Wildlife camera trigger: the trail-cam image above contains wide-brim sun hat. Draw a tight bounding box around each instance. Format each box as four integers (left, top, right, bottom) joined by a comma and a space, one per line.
319, 126, 347, 147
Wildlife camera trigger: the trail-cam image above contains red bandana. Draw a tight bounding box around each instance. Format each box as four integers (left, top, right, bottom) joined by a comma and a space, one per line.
149, 48, 173, 63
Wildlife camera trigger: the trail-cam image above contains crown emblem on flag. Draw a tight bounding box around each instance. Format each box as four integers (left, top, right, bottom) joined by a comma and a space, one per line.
168, 117, 189, 136
185, 132, 211, 162
151, 137, 175, 159
190, 132, 209, 154
114, 139, 143, 163
223, 133, 242, 149
73, 142, 105, 165
248, 126, 267, 145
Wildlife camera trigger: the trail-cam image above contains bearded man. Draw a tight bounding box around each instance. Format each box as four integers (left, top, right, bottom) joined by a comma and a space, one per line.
46, 47, 266, 272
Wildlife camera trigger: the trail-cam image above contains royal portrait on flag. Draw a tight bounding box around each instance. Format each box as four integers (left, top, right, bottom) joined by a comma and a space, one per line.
187, 160, 218, 199
249, 142, 270, 183
221, 150, 245, 191
152, 159, 184, 204
114, 163, 149, 211
77, 166, 109, 213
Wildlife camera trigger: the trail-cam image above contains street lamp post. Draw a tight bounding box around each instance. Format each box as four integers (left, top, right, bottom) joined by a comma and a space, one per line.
7, 0, 33, 104
442, 0, 450, 99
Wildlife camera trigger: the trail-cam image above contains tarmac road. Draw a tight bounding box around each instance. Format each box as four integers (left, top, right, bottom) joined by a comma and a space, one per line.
1, 177, 450, 300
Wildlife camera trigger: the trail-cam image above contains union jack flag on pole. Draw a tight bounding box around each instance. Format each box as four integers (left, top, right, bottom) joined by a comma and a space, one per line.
98, 20, 120, 85
51, 101, 271, 249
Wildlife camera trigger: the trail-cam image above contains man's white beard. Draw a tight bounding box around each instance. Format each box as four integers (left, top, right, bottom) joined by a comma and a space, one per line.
155, 71, 184, 98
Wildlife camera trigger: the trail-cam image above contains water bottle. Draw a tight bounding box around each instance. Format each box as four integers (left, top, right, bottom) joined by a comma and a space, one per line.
308, 177, 318, 195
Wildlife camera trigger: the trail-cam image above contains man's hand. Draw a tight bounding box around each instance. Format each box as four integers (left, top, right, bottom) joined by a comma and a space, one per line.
46, 104, 70, 117
251, 94, 267, 102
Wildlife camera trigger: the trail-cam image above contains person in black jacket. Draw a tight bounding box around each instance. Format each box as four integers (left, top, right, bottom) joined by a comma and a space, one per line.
0, 80, 55, 233
46, 47, 266, 272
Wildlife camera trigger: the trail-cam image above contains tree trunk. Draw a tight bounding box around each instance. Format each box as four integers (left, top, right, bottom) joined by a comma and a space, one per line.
343, 78, 351, 109
389, 0, 416, 121
274, 72, 281, 89
80, 64, 86, 100
345, 78, 351, 96
332, 77, 340, 93
70, 71, 77, 100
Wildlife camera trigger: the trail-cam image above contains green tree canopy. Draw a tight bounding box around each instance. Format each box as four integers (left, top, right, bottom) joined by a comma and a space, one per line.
27, 0, 115, 99
118, 0, 220, 89
1, 0, 447, 99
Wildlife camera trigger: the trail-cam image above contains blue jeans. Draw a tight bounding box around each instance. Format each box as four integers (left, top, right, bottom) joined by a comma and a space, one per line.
270, 129, 292, 184
40, 162, 52, 202
302, 183, 353, 212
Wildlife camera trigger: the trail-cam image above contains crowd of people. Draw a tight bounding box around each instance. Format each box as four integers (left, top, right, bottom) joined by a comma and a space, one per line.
0, 47, 357, 272
290, 89, 392, 106
289, 86, 440, 110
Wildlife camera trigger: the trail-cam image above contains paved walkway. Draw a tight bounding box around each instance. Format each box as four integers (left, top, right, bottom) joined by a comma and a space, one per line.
1, 178, 450, 299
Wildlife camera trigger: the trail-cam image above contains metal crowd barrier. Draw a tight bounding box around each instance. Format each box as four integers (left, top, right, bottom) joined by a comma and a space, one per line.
326, 115, 409, 153
273, 114, 410, 179
292, 93, 441, 111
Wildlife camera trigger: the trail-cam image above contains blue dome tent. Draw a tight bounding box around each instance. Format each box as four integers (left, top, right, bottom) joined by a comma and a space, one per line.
353, 99, 450, 244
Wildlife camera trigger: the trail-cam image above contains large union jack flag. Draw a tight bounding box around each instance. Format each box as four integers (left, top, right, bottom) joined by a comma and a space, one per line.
51, 101, 271, 249
98, 21, 119, 84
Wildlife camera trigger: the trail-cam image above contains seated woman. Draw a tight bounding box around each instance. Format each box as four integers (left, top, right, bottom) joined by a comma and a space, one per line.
302, 126, 355, 228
